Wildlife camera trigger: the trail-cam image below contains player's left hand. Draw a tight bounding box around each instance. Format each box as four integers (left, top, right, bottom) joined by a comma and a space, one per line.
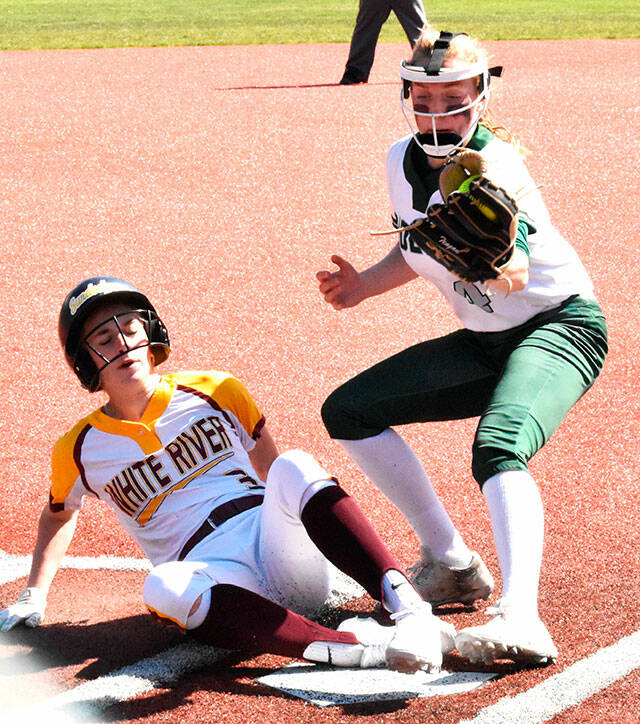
486, 247, 530, 296
0, 587, 46, 631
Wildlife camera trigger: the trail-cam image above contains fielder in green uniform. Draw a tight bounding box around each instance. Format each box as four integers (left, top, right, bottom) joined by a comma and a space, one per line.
317, 25, 607, 666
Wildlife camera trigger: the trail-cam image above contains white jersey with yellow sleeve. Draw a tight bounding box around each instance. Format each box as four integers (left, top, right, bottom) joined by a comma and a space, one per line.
386, 127, 596, 332
50, 371, 266, 565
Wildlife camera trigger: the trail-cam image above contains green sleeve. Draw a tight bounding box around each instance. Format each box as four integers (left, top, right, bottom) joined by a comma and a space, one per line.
515, 216, 530, 257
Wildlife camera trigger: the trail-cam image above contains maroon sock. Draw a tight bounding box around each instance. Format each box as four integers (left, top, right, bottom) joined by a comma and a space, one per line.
191, 584, 358, 658
300, 484, 399, 600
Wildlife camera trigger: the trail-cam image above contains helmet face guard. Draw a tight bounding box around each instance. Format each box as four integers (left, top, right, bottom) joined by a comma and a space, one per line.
400, 31, 501, 158
59, 277, 170, 391
80, 309, 165, 388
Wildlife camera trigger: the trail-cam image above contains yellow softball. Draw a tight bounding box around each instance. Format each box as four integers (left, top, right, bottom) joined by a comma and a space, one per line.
458, 175, 497, 221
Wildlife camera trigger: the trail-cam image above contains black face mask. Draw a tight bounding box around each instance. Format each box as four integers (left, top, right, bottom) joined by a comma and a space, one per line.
417, 131, 463, 149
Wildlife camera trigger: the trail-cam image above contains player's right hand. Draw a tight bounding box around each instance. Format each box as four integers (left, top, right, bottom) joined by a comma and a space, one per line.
316, 255, 363, 310
0, 587, 46, 631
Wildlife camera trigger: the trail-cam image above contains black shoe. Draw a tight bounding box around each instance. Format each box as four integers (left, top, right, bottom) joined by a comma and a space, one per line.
340, 68, 368, 85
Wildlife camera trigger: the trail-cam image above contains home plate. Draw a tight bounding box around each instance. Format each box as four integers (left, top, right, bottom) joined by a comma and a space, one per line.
257, 664, 497, 707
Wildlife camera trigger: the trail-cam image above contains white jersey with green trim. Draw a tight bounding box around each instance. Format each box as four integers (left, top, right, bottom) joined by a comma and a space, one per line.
386, 131, 596, 331
49, 371, 266, 565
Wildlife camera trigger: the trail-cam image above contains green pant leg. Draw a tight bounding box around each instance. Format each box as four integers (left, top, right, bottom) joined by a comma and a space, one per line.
322, 328, 499, 440
471, 300, 608, 486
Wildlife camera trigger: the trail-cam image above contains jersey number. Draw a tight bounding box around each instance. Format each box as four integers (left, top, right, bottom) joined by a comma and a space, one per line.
224, 468, 264, 491
453, 281, 494, 313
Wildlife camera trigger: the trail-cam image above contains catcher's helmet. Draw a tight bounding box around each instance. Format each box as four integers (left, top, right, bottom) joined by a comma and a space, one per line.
400, 31, 502, 158
59, 277, 170, 391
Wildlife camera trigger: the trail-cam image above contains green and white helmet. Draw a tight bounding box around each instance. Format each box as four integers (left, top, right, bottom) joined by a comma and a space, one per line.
400, 31, 502, 158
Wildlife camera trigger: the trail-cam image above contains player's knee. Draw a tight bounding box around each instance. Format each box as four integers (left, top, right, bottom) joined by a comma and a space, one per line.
268, 449, 336, 516
143, 561, 215, 630
471, 440, 529, 488
321, 385, 379, 440
321, 388, 349, 438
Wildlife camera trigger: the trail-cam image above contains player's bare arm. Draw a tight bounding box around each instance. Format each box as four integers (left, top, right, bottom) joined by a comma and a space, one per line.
248, 425, 280, 481
317, 246, 418, 310
28, 506, 78, 593
0, 506, 77, 631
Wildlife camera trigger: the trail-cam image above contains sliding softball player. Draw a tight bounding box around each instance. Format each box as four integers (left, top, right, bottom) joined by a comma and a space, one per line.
0, 276, 455, 674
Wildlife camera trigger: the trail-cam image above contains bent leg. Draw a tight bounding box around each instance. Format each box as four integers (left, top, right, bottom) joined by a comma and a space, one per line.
257, 449, 340, 615
322, 330, 496, 439
142, 560, 370, 663
472, 299, 608, 485
192, 584, 360, 658
300, 484, 398, 600
322, 331, 497, 568
143, 560, 215, 630
471, 301, 608, 607
258, 449, 407, 608
192, 584, 448, 672
458, 301, 607, 665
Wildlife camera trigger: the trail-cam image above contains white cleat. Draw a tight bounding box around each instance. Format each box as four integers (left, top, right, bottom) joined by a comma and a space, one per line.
326, 607, 455, 674
387, 602, 448, 673
409, 549, 494, 608
455, 600, 558, 666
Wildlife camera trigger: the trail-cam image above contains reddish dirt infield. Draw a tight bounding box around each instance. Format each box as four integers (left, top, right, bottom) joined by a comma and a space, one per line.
0, 39, 639, 722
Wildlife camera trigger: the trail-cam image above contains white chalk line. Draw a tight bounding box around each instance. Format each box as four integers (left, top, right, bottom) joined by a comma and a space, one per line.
0, 551, 365, 715
460, 628, 640, 723
2, 642, 229, 724
3, 551, 639, 719
0, 549, 152, 585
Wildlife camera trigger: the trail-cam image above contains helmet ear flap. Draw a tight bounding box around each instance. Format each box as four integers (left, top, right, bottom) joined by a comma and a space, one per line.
73, 346, 101, 391
402, 78, 411, 99
147, 313, 171, 365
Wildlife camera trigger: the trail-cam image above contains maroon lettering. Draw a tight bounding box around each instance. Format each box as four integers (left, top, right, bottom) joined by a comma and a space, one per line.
118, 473, 145, 504
121, 467, 148, 503
166, 440, 192, 476
178, 429, 205, 462
208, 416, 232, 448
131, 460, 157, 494
146, 454, 172, 488
104, 480, 137, 515
194, 418, 224, 454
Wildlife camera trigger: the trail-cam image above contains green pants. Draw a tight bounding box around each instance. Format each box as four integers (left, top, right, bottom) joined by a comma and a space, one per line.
321, 296, 608, 486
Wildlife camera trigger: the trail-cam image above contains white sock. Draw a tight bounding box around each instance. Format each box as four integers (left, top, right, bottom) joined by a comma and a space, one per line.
338, 429, 472, 567
483, 470, 543, 616
381, 569, 424, 613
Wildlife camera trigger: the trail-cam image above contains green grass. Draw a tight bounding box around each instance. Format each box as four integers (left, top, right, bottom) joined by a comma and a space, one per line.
0, 0, 638, 50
